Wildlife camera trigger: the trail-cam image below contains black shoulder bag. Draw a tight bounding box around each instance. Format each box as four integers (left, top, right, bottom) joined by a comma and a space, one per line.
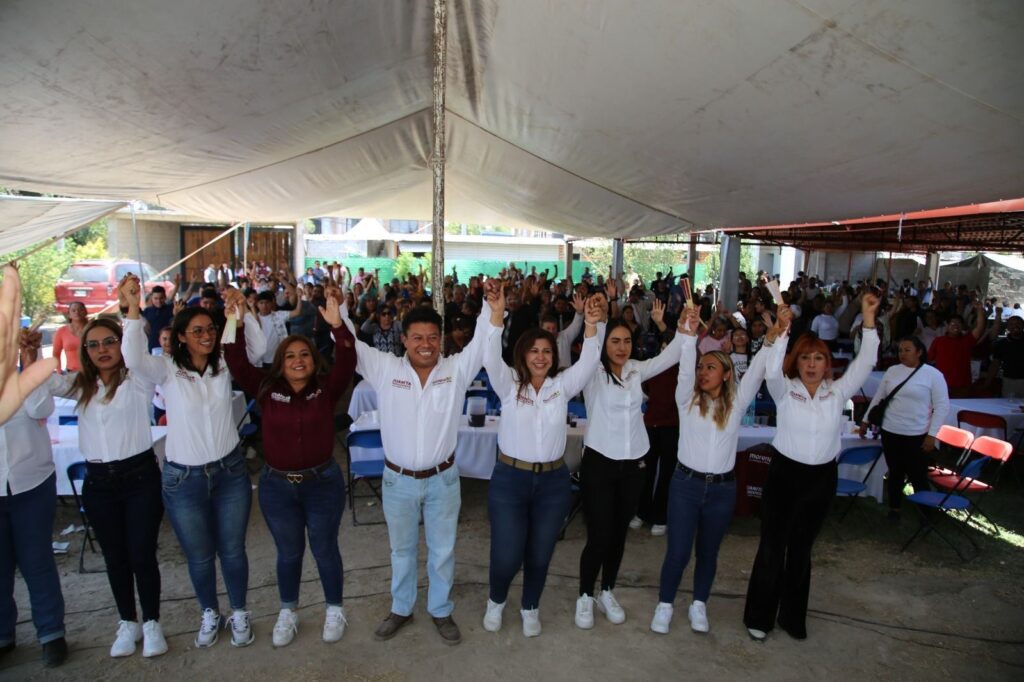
866, 365, 922, 427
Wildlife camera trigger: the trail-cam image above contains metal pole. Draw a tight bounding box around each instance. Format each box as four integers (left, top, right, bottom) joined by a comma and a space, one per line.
131, 202, 146, 291
687, 234, 697, 283
430, 0, 448, 318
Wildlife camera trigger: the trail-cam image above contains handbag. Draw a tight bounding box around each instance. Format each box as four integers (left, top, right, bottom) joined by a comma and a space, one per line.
866, 365, 922, 427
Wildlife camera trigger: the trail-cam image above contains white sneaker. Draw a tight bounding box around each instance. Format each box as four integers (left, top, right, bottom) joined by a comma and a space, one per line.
596, 590, 626, 624
110, 620, 141, 657
574, 595, 595, 630
142, 620, 168, 657
521, 608, 541, 637
650, 524, 667, 536
747, 627, 767, 642
195, 609, 221, 648
628, 516, 643, 529
688, 601, 709, 633
650, 602, 673, 634
272, 608, 298, 647
228, 609, 255, 647
322, 605, 347, 643
482, 599, 505, 632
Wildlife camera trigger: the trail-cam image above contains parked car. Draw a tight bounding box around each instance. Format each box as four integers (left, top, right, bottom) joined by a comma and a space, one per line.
54, 259, 173, 315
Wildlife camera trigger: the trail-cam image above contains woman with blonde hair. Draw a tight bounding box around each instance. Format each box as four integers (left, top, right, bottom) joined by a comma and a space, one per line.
651, 306, 790, 635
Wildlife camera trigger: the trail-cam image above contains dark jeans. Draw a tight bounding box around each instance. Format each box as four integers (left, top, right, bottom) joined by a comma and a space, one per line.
487, 460, 571, 610
638, 425, 679, 525
162, 449, 252, 611
0, 473, 65, 645
744, 453, 837, 639
258, 460, 346, 607
658, 468, 736, 604
578, 447, 645, 596
83, 451, 164, 623
880, 430, 930, 511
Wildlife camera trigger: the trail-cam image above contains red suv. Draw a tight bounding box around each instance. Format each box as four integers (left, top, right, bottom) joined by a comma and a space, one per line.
54, 259, 173, 315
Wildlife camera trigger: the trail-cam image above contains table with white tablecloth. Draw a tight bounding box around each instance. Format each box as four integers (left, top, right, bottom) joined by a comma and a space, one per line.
349, 412, 586, 480
736, 424, 888, 505
945, 398, 1024, 439
347, 380, 379, 420
52, 426, 168, 496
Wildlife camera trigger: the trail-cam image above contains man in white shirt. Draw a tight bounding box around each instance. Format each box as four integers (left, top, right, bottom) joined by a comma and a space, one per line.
345, 285, 501, 646
255, 285, 302, 366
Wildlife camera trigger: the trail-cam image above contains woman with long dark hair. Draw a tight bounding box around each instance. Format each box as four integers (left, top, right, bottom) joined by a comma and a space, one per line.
120, 276, 265, 649
651, 306, 790, 635
27, 318, 167, 658
480, 289, 604, 637
52, 301, 87, 372
860, 335, 949, 519
222, 288, 356, 647
744, 294, 880, 642
576, 298, 686, 629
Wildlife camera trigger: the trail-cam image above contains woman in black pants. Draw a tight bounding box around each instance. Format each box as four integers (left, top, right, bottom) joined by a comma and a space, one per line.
744, 293, 880, 642
576, 300, 685, 629
28, 318, 167, 658
860, 336, 950, 520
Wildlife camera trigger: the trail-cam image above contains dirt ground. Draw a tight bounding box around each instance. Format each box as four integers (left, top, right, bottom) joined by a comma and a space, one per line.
3, 439, 1024, 681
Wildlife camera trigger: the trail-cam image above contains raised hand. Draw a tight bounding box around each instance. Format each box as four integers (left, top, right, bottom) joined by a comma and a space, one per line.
605, 277, 618, 300
119, 274, 142, 314
318, 292, 343, 328
861, 292, 880, 326
651, 298, 665, 326
0, 266, 58, 426
584, 295, 604, 326
571, 291, 586, 315
678, 305, 700, 336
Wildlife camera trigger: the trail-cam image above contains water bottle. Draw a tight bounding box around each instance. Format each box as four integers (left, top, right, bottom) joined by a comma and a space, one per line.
743, 401, 756, 426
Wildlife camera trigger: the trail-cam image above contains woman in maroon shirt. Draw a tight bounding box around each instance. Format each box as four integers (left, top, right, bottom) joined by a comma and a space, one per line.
222, 289, 356, 648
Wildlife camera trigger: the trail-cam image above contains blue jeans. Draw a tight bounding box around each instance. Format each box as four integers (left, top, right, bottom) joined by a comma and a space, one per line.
258, 461, 346, 607
487, 461, 571, 610
658, 468, 736, 604
0, 473, 65, 645
162, 450, 252, 611
381, 462, 461, 618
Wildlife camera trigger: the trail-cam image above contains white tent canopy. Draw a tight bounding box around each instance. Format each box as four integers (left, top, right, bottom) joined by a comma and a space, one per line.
0, 196, 128, 255
1, 0, 1022, 238
334, 219, 393, 241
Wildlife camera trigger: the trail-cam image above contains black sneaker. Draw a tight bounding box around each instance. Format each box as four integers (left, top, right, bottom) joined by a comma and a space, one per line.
41, 637, 68, 668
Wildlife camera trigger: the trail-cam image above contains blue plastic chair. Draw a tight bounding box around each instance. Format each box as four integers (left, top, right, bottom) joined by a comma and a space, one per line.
58, 415, 78, 426
345, 430, 386, 526
65, 462, 101, 574
567, 401, 587, 419
237, 399, 258, 440
835, 445, 883, 521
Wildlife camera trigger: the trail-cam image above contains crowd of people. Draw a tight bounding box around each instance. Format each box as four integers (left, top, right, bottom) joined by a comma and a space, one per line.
0, 257, 1020, 668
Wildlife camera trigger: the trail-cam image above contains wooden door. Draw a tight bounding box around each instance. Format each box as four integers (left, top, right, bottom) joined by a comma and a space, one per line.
181, 226, 236, 281
245, 228, 293, 274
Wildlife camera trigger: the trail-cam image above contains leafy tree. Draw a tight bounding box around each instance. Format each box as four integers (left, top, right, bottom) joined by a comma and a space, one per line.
392, 251, 432, 282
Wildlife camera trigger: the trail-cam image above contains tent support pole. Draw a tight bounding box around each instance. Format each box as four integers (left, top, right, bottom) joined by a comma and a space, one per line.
687, 234, 697, 284
430, 0, 448, 318
564, 240, 573, 282
846, 252, 852, 283
131, 202, 146, 291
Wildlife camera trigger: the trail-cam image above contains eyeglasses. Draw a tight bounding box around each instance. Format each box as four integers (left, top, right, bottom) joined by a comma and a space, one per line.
85, 336, 120, 350
188, 325, 219, 338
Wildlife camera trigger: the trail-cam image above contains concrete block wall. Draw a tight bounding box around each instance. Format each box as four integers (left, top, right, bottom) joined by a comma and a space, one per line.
107, 217, 181, 273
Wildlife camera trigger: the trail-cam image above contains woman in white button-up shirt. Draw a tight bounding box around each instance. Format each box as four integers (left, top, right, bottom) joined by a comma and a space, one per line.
651, 307, 790, 636
481, 289, 605, 638
30, 318, 169, 659
120, 276, 264, 650
575, 299, 686, 630
744, 293, 880, 642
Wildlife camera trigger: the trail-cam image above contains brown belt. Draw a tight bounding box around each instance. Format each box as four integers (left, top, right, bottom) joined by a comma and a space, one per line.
498, 453, 565, 473
385, 454, 455, 479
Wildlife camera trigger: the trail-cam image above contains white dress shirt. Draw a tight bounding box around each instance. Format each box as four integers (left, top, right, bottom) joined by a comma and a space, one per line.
259, 310, 291, 364
122, 316, 263, 465
0, 383, 55, 496
863, 362, 950, 437
349, 302, 500, 470
583, 331, 685, 460
47, 370, 156, 462
556, 313, 584, 369
676, 335, 786, 474
810, 314, 839, 341
487, 322, 604, 463
769, 329, 881, 465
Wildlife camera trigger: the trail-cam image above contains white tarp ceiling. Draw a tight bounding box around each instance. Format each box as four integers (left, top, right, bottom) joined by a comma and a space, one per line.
0, 196, 127, 255
1, 0, 1022, 239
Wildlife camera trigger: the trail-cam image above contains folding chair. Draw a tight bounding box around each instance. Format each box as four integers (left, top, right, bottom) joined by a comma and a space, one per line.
902, 436, 1013, 560
345, 429, 386, 526
957, 410, 1008, 442
58, 415, 78, 426
835, 445, 883, 521
65, 462, 102, 574
928, 436, 1013, 536
567, 401, 587, 420
926, 424, 975, 478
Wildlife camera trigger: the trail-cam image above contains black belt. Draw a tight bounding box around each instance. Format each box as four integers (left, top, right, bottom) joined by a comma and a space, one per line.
676, 462, 734, 483
385, 454, 455, 479
266, 460, 333, 483
85, 449, 157, 478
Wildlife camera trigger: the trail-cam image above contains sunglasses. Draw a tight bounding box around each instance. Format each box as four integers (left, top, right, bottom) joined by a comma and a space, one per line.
85, 336, 120, 351
188, 325, 219, 338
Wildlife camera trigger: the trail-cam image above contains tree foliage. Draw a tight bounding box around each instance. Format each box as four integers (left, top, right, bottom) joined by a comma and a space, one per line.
580, 245, 684, 286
